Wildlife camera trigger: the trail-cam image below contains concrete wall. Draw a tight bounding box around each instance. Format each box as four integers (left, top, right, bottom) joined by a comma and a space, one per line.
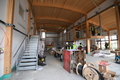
0, 0, 8, 77
12, 0, 31, 68
46, 32, 59, 47
30, 13, 34, 35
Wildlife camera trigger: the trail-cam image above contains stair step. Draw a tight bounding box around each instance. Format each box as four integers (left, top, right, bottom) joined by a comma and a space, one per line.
21, 59, 37, 62
17, 66, 36, 70
30, 40, 38, 41
25, 50, 36, 52
22, 56, 36, 58
23, 53, 36, 56
26, 47, 37, 49
27, 44, 37, 46
19, 62, 36, 66
31, 36, 39, 37
27, 45, 37, 47
26, 48, 37, 51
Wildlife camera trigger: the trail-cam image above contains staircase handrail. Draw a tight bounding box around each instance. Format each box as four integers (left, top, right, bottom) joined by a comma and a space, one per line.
15, 28, 33, 71
36, 35, 40, 70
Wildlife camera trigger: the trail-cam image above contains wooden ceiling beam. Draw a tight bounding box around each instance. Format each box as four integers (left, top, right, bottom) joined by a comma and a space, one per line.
39, 27, 60, 30
35, 17, 74, 23
45, 30, 59, 33
109, 27, 117, 31
32, 2, 86, 14
88, 20, 109, 31
36, 23, 67, 27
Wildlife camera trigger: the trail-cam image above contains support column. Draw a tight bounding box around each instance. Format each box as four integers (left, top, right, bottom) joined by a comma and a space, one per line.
115, 2, 120, 50
108, 31, 111, 50
73, 28, 76, 40
86, 15, 90, 54
33, 23, 36, 35
4, 0, 14, 74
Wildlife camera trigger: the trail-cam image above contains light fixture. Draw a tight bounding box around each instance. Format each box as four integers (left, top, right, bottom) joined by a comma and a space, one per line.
113, 6, 115, 8
26, 9, 30, 12
41, 0, 43, 2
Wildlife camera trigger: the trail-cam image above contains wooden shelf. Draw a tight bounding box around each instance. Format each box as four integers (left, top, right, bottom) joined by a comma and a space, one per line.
66, 36, 104, 42
75, 37, 89, 40
89, 36, 105, 39
66, 40, 75, 42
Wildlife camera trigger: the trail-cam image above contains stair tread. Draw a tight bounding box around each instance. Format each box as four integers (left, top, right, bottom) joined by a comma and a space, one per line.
18, 66, 36, 68
22, 56, 36, 58
25, 51, 36, 52
27, 46, 37, 47
24, 53, 36, 54
24, 52, 36, 54
19, 62, 36, 66
18, 66, 36, 70
21, 59, 37, 62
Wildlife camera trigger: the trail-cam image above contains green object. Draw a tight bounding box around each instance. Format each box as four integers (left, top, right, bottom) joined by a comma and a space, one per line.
12, 66, 16, 71
73, 44, 77, 49
79, 44, 83, 47
87, 53, 91, 54
98, 29, 100, 34
91, 26, 95, 31
0, 66, 16, 80
0, 73, 12, 80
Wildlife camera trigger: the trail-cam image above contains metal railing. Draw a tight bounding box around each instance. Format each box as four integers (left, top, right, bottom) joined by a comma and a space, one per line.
36, 35, 40, 70
15, 28, 32, 72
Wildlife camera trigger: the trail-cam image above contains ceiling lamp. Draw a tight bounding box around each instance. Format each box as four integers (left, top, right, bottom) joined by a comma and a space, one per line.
41, 0, 43, 2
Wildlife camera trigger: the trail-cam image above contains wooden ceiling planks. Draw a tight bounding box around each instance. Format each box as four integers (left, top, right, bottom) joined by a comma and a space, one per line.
35, 17, 74, 23
57, 9, 81, 22
37, 24, 63, 27
86, 0, 106, 13
28, 0, 107, 32
63, 0, 80, 8
88, 7, 117, 31
40, 25, 61, 30
32, 0, 87, 14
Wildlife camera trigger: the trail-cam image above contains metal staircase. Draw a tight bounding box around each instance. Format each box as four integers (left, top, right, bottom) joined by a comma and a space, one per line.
17, 36, 39, 71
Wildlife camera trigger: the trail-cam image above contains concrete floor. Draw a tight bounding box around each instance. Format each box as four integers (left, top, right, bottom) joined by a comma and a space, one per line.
4, 52, 120, 80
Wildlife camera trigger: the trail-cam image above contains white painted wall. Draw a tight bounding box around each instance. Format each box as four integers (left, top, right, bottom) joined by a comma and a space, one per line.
46, 38, 58, 47
0, 0, 8, 77
110, 30, 117, 36
46, 33, 58, 37
12, 0, 29, 68
46, 32, 59, 47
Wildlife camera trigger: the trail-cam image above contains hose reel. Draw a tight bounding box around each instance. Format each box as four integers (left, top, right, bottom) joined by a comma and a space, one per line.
76, 62, 104, 80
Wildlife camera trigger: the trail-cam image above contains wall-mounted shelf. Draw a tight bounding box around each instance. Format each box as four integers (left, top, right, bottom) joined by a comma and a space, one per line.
89, 36, 105, 39
66, 36, 105, 42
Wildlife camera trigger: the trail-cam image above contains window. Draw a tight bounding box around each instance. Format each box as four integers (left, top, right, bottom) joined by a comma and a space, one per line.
96, 35, 118, 50
64, 29, 66, 33
110, 35, 117, 40
19, 4, 25, 19
42, 32, 45, 38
